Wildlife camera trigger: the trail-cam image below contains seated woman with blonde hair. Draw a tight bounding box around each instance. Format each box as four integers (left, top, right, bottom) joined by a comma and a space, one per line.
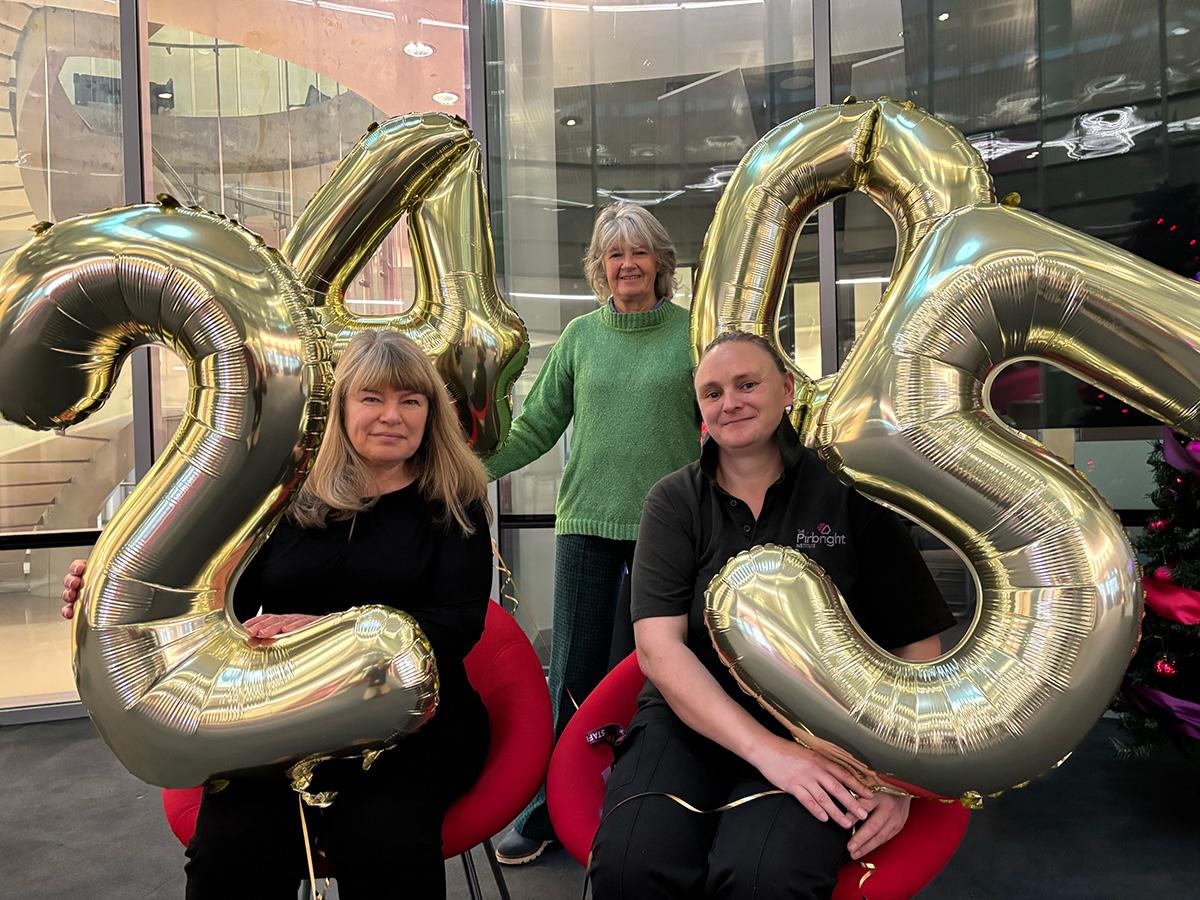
62, 330, 493, 899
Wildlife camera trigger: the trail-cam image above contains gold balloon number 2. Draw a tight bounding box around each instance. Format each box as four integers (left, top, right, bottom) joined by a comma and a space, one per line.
0, 113, 526, 788
695, 98, 1200, 803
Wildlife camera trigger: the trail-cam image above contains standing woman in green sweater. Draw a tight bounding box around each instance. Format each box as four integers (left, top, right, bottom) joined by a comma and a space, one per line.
491, 203, 700, 864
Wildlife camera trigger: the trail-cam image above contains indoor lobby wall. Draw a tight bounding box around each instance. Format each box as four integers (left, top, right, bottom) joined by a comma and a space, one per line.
1, 0, 1198, 714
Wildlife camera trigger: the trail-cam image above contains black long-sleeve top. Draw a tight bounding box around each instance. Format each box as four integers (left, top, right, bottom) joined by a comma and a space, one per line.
233, 484, 492, 725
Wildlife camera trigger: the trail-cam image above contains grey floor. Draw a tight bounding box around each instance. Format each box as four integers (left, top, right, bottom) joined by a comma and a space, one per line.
1, 715, 1195, 899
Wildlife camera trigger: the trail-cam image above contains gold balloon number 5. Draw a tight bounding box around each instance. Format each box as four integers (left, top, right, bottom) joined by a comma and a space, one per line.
695, 98, 1200, 802
0, 114, 525, 789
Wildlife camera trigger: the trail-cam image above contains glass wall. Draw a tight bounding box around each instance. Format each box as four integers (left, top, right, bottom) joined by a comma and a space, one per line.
486, 0, 1200, 630
0, 2, 130, 710
3, 0, 1198, 712
143, 2, 471, 422
0, 0, 473, 712
829, 1, 1199, 522
0, 2, 131, 536
485, 0, 821, 630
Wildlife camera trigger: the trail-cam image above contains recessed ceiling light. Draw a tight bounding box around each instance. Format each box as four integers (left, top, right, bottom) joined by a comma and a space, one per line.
157, 91, 173, 99
563, 116, 579, 126
938, 11, 949, 21
1026, 150, 1039, 158
404, 40, 435, 58
432, 90, 460, 105
1172, 26, 1190, 36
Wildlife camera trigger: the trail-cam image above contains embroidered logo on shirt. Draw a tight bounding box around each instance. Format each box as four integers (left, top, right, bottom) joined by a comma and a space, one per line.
795, 521, 847, 549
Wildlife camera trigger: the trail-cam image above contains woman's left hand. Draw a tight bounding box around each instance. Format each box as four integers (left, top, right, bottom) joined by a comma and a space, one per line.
846, 791, 911, 860
243, 613, 320, 645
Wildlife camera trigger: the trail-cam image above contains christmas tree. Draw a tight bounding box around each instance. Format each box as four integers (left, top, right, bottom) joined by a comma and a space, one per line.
1112, 433, 1200, 759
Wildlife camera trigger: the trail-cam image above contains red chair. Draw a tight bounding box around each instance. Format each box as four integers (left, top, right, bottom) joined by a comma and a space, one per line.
164, 601, 553, 900
547, 653, 970, 899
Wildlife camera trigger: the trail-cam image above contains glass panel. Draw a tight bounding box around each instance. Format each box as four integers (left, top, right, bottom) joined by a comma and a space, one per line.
144, 7, 471, 457
143, 7, 467, 296
829, 1, 1194, 518
486, 0, 820, 525
0, 3, 131, 533
0, 544, 92, 709
0, 365, 136, 535
498, 526, 555, 666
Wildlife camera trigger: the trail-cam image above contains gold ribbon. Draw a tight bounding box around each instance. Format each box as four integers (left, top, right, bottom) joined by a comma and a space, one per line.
584, 787, 905, 899
582, 789, 784, 898
296, 794, 325, 900
491, 538, 556, 684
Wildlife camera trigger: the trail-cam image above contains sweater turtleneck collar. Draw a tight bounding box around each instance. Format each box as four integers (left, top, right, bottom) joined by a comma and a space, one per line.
600, 298, 675, 331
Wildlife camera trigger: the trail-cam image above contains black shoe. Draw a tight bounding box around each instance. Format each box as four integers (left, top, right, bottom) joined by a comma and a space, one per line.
494, 828, 557, 866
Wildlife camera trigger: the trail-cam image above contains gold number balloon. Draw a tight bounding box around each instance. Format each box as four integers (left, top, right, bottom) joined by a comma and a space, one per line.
696, 98, 1200, 802
0, 201, 438, 788
282, 112, 528, 455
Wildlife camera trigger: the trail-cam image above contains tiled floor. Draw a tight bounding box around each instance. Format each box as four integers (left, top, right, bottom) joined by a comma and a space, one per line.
3, 713, 1198, 899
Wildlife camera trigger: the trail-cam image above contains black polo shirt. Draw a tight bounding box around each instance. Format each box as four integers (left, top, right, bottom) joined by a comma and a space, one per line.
631, 416, 957, 731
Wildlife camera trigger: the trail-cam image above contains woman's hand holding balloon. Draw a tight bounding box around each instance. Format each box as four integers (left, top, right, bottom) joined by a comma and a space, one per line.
243, 613, 321, 645
748, 732, 871, 829
61, 559, 87, 619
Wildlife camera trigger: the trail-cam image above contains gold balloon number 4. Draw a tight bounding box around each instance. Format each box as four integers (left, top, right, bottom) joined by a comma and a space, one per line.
696, 98, 1200, 803
284, 114, 527, 456
0, 114, 526, 789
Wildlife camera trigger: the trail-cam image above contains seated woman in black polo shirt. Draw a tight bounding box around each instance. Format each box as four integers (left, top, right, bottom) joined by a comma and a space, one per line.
589, 331, 956, 899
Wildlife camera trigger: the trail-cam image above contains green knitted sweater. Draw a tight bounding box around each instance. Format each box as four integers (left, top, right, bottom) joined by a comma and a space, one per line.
486, 301, 700, 540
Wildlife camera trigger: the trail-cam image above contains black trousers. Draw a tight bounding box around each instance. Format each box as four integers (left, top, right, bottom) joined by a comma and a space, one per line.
184, 702, 488, 899
590, 707, 849, 900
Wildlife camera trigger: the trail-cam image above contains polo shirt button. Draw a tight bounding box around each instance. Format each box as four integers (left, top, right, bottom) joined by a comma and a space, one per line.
729, 499, 737, 508
743, 524, 751, 534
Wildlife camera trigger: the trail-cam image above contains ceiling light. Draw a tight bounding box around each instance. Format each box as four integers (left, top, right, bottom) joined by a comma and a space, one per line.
418, 16, 467, 30
1172, 26, 1190, 36
937, 11, 949, 21
505, 0, 589, 8
563, 116, 579, 126
509, 291, 597, 301
157, 91, 173, 99
432, 90, 460, 105
836, 276, 890, 285
404, 40, 435, 58
317, 1, 395, 19
679, 0, 763, 8
595, 188, 683, 206
603, 2, 678, 10
1026, 150, 1039, 158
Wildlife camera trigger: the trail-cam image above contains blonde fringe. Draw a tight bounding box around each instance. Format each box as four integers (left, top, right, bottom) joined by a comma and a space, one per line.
290, 331, 489, 533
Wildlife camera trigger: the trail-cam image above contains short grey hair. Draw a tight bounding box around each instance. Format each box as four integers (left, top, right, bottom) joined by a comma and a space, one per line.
583, 203, 678, 302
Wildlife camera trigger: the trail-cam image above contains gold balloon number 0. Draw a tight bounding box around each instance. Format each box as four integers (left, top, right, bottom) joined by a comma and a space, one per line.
0, 114, 526, 789
695, 98, 1200, 803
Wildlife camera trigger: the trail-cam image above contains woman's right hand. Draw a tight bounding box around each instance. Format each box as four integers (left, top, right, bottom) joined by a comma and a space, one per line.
61, 559, 88, 619
748, 733, 871, 829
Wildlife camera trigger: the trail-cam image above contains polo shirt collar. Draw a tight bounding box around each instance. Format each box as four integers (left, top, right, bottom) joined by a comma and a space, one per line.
699, 414, 804, 481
